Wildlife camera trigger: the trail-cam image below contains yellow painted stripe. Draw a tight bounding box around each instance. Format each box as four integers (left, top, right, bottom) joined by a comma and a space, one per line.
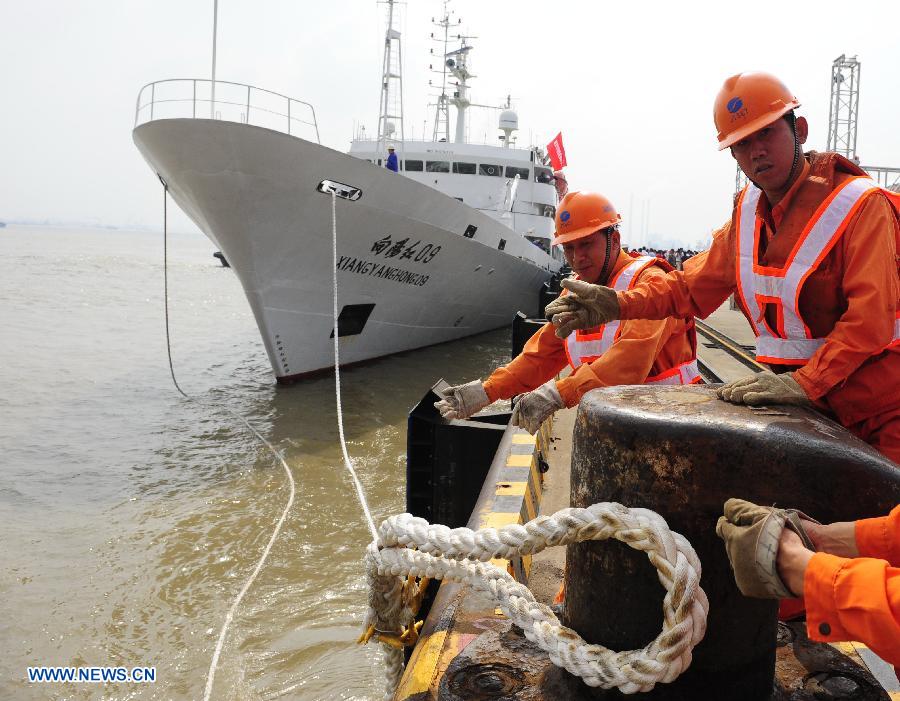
522, 487, 536, 521
394, 629, 447, 696
506, 453, 532, 467
852, 641, 869, 650
522, 553, 532, 579
511, 433, 536, 445
495, 482, 527, 496
837, 642, 855, 655
529, 455, 541, 486
889, 692, 900, 700
481, 512, 521, 529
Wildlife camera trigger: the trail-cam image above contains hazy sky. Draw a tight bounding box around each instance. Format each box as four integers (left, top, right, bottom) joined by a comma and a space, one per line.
3, 0, 899, 247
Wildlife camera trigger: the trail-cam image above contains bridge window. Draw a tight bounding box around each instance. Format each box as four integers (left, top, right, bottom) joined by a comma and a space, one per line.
479, 164, 501, 176
535, 167, 554, 184
505, 166, 530, 179
426, 161, 450, 173
403, 160, 423, 171
452, 162, 476, 174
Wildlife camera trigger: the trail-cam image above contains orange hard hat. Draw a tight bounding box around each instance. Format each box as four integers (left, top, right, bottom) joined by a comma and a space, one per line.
713, 72, 800, 150
552, 191, 621, 246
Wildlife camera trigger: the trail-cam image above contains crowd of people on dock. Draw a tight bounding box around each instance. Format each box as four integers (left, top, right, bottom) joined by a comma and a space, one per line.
627, 246, 701, 271
437, 70, 900, 666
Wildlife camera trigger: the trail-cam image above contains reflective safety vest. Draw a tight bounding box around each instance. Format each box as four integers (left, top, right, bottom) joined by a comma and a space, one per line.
563, 255, 702, 384
734, 177, 900, 365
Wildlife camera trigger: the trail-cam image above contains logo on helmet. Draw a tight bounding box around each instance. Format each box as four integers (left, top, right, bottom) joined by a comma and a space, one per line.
727, 97, 743, 114
560, 210, 571, 224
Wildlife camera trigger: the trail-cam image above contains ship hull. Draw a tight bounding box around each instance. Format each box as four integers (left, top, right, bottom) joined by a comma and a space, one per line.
133, 119, 558, 380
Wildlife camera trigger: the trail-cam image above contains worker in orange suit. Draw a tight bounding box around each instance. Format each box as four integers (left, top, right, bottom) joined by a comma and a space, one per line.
546, 72, 900, 462
780, 504, 900, 666
720, 500, 900, 666
434, 191, 700, 434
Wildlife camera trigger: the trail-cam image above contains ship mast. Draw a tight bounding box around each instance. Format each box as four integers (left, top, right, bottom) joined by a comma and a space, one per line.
447, 42, 473, 144
376, 0, 405, 153
429, 4, 452, 142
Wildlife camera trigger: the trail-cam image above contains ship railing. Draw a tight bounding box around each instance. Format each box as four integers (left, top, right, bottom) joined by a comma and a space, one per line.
134, 79, 320, 143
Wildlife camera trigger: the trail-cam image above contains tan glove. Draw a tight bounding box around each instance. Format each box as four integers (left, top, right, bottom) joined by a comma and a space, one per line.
511, 380, 564, 434
544, 279, 620, 339
434, 380, 490, 420
715, 498, 819, 599
716, 370, 811, 407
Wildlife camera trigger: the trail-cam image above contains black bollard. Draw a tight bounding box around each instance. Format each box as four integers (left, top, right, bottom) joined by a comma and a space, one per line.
563, 384, 900, 700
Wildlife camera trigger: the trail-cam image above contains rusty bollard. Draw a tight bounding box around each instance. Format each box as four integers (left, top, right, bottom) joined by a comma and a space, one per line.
563, 385, 900, 700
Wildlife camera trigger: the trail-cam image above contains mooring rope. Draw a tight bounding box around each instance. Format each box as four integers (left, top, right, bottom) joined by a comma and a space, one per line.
364, 505, 709, 698
157, 178, 297, 701
329, 190, 379, 543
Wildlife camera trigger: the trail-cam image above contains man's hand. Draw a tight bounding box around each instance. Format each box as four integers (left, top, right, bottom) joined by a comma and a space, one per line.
717, 371, 811, 407
776, 528, 814, 597
715, 498, 818, 599
511, 381, 564, 434
544, 279, 620, 339
434, 380, 490, 420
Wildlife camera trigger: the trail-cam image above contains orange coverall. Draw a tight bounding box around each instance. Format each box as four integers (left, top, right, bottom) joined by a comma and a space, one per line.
804, 504, 900, 665
616, 153, 900, 462
483, 251, 696, 406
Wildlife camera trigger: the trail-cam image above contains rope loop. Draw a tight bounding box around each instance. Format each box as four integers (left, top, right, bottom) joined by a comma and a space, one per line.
363, 503, 708, 698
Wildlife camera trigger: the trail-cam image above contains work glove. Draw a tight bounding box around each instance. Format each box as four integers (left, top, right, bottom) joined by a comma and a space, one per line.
717, 370, 811, 407
434, 380, 490, 421
715, 498, 819, 599
544, 279, 620, 339
511, 380, 564, 435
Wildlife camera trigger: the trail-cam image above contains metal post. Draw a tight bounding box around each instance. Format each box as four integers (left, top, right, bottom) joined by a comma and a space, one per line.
192, 80, 196, 119
564, 384, 900, 699
246, 84, 251, 124
150, 83, 155, 121
287, 99, 291, 135
211, 0, 218, 119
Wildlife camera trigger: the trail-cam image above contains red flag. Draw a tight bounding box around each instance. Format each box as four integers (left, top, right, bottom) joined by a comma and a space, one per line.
547, 132, 567, 171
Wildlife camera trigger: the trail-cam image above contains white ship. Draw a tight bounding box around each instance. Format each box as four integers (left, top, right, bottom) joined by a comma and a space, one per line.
132, 4, 564, 381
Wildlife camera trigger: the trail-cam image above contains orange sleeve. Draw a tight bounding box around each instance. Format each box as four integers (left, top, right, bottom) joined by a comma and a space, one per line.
803, 551, 900, 665
794, 194, 900, 401
482, 322, 568, 402
617, 221, 737, 321
856, 504, 900, 565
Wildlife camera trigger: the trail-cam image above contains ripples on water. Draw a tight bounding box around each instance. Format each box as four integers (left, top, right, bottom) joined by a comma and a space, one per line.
0, 225, 512, 700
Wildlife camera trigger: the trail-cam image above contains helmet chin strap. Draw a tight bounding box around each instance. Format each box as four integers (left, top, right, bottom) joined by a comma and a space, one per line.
597, 227, 615, 285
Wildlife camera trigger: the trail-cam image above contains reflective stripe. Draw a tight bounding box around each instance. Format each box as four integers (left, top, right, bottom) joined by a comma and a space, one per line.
564, 257, 699, 385
645, 359, 702, 385
734, 177, 895, 363
756, 336, 826, 362
781, 177, 878, 340
565, 256, 658, 368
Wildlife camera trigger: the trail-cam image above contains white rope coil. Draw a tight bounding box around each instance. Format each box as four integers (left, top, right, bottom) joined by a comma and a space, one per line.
364, 503, 708, 697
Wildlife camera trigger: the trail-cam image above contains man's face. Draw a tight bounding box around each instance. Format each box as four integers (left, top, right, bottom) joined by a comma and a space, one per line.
730, 118, 797, 193
562, 230, 609, 283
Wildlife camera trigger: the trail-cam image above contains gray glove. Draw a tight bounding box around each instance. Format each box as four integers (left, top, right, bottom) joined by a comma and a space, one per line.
511, 380, 564, 434
544, 279, 620, 339
717, 371, 811, 407
715, 498, 819, 599
434, 380, 490, 420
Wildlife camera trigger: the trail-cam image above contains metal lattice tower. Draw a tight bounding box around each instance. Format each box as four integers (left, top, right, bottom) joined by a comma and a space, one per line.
376, 0, 405, 151
826, 54, 860, 162
735, 163, 748, 195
